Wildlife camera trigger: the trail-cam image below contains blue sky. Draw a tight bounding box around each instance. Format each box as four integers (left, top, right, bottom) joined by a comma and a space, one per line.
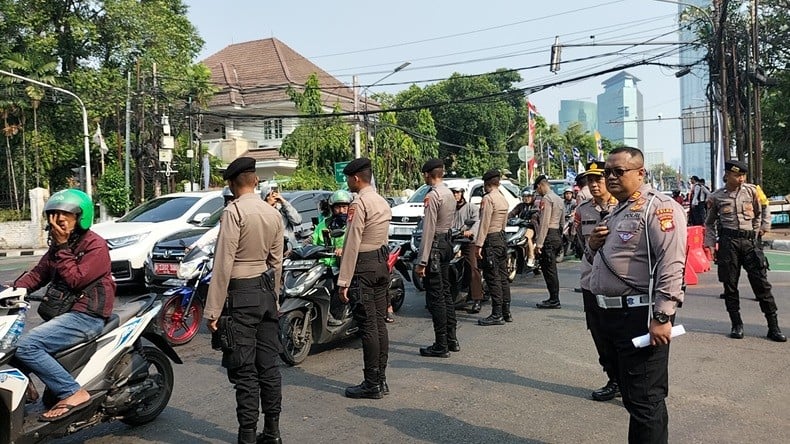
186, 0, 691, 166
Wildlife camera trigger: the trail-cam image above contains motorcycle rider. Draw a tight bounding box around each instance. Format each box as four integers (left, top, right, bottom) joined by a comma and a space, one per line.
450, 185, 483, 314
313, 190, 352, 326
13, 189, 116, 421
508, 190, 538, 268
262, 183, 302, 251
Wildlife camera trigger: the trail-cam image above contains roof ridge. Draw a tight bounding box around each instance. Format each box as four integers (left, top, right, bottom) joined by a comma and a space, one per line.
271, 37, 294, 85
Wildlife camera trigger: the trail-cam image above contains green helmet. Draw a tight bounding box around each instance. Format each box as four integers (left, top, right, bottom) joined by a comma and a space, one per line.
45, 189, 94, 230
329, 190, 352, 206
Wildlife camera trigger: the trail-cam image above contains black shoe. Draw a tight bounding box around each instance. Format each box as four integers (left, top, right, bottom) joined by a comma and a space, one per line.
478, 314, 505, 326
448, 339, 460, 352
536, 300, 561, 309
345, 381, 383, 399
419, 343, 450, 358
591, 380, 620, 402
238, 428, 257, 444
767, 330, 787, 342
573, 287, 583, 293
503, 312, 513, 322
730, 324, 744, 339
257, 416, 282, 444
467, 301, 482, 314
380, 381, 390, 396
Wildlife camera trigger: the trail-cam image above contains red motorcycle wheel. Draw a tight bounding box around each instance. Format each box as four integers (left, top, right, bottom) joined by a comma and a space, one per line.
160, 295, 203, 346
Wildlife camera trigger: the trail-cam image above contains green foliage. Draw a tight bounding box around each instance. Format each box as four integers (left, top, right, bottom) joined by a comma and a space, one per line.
0, 208, 30, 222
96, 162, 131, 216
277, 168, 337, 192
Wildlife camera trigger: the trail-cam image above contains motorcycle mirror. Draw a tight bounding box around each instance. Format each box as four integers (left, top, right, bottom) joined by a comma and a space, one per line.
311, 216, 319, 227
464, 219, 476, 227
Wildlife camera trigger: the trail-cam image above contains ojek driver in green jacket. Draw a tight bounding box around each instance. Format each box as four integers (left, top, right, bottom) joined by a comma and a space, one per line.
312, 190, 352, 267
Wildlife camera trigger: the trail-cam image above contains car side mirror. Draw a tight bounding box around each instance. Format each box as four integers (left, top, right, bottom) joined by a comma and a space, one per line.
191, 212, 210, 223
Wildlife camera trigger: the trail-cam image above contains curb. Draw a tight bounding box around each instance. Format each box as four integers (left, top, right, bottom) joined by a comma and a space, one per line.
0, 249, 48, 258
767, 239, 790, 252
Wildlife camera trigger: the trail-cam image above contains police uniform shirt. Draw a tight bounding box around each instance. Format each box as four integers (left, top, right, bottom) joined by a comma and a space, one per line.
588, 185, 686, 315
474, 188, 508, 248
703, 183, 771, 248
576, 195, 618, 290
337, 185, 392, 288
535, 190, 563, 248
205, 193, 284, 320
418, 182, 456, 266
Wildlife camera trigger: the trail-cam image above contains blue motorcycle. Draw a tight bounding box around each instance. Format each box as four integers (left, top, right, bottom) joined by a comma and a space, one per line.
159, 245, 213, 345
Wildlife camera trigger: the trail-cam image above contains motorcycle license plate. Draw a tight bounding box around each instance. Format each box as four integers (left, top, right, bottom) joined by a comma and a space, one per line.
284, 259, 317, 269
154, 262, 179, 275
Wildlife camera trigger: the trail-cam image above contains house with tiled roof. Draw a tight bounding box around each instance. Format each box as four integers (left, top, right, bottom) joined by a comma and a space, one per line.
201, 37, 373, 179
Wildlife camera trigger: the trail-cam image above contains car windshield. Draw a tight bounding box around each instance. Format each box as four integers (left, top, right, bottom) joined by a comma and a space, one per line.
549, 181, 569, 196
118, 196, 200, 223
407, 185, 431, 203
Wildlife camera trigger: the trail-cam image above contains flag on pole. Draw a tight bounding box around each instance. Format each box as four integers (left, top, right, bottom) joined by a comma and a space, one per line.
562, 151, 568, 163
587, 152, 595, 163
93, 123, 109, 155
527, 100, 539, 183
594, 130, 603, 161
548, 147, 555, 160
577, 160, 585, 174
572, 146, 580, 161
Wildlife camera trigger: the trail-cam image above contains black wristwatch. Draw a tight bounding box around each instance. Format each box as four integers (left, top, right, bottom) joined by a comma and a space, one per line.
653, 311, 671, 324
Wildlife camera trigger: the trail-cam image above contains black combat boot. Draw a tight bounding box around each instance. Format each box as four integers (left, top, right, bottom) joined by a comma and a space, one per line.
447, 329, 460, 352
257, 416, 282, 444
536, 299, 561, 309
502, 302, 513, 322
591, 380, 620, 402
380, 367, 389, 395
478, 309, 505, 326
420, 333, 450, 358
238, 427, 257, 444
766, 313, 787, 342
467, 300, 482, 314
345, 369, 383, 399
729, 311, 744, 339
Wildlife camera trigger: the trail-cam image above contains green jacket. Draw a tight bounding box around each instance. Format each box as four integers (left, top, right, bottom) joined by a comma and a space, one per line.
312, 217, 347, 266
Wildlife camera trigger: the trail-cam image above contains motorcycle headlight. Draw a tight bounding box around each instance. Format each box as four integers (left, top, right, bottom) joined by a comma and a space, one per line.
177, 252, 209, 279
106, 232, 150, 249
284, 264, 324, 297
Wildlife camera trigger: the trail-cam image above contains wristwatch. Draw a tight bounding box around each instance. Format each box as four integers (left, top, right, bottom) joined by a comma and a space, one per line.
652, 311, 671, 324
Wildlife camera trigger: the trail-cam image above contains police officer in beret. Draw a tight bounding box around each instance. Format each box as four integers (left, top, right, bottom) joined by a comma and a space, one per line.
704, 160, 786, 342
205, 156, 285, 444
533, 174, 564, 309
338, 157, 393, 398
476, 169, 511, 326
416, 159, 459, 357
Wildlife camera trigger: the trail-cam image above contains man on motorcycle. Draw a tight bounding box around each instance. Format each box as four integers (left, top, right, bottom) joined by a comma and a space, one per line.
13, 189, 116, 421
508, 190, 538, 268
450, 186, 483, 314
313, 190, 352, 326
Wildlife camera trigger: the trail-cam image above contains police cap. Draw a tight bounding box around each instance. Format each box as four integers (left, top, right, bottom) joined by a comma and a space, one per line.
582, 161, 605, 177
482, 169, 500, 182
421, 158, 444, 173
343, 157, 372, 175
223, 156, 256, 181
725, 159, 748, 174
533, 174, 548, 190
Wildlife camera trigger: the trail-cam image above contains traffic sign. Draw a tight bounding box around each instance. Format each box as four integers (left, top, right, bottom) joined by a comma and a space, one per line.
518, 145, 535, 162
334, 161, 351, 183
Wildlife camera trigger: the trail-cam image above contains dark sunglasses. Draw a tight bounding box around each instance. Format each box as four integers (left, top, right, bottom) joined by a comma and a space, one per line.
604, 167, 640, 178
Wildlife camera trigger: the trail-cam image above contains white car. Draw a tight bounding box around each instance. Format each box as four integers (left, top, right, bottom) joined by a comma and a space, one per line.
92, 190, 224, 285
388, 178, 521, 241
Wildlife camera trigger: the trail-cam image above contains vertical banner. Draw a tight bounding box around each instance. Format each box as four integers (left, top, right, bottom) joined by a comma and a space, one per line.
714, 109, 725, 188
594, 130, 603, 161
527, 100, 539, 184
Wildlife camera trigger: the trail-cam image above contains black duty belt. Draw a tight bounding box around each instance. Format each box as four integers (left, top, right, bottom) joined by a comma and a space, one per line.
228, 276, 262, 290
547, 227, 561, 232
357, 246, 388, 260
720, 228, 756, 239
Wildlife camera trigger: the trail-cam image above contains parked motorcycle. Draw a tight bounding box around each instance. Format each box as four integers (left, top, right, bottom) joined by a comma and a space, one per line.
505, 217, 534, 282
557, 213, 576, 263
158, 245, 213, 346
0, 286, 181, 443
387, 241, 412, 312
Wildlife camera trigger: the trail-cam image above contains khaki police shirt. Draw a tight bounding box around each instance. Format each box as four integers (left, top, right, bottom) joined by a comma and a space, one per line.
576, 195, 618, 290
205, 193, 284, 320
418, 182, 456, 265
474, 188, 508, 248
587, 185, 686, 315
703, 183, 771, 248
337, 185, 392, 288
536, 190, 563, 248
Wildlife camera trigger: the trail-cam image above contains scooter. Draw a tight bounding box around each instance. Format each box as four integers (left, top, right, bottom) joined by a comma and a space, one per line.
387, 241, 412, 312
0, 285, 181, 444
158, 245, 213, 346
557, 213, 576, 263
505, 217, 532, 282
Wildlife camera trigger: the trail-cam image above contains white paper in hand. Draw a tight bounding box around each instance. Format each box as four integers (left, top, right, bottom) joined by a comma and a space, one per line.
631, 325, 686, 348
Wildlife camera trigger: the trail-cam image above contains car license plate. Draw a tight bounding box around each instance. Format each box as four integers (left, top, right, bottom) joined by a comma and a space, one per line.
154, 262, 179, 275
390, 226, 414, 235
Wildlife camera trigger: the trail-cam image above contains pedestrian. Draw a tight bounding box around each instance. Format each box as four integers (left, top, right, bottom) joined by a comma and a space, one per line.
450, 185, 483, 313
261, 183, 302, 251
205, 157, 284, 444
688, 176, 709, 225
533, 175, 564, 309
704, 160, 786, 342
476, 169, 511, 326
337, 157, 393, 399
574, 162, 620, 402
415, 159, 459, 357
587, 146, 686, 443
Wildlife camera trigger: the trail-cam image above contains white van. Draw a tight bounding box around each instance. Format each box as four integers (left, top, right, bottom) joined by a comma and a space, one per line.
388, 178, 521, 241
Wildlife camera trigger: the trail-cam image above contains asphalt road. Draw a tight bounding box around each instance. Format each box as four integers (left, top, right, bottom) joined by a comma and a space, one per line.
1, 255, 789, 443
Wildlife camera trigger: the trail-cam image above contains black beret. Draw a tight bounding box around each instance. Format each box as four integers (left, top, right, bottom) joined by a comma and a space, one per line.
421, 158, 444, 173
533, 174, 548, 190
343, 157, 372, 175
482, 169, 500, 182
223, 156, 256, 181
725, 159, 748, 174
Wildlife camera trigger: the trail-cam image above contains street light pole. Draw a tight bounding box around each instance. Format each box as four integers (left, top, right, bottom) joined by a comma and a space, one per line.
0, 68, 93, 197
361, 62, 411, 156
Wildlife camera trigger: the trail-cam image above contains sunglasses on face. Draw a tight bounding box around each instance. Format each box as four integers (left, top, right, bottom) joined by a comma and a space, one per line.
604, 167, 640, 178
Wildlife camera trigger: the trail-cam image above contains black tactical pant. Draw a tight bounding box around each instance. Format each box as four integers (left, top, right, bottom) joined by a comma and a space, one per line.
599, 305, 671, 444
582, 289, 618, 381
481, 232, 510, 314
224, 276, 282, 430
539, 228, 562, 301
424, 235, 456, 340
717, 234, 777, 315
350, 247, 390, 385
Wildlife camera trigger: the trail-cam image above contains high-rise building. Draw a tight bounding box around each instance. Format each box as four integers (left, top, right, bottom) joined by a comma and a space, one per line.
644, 151, 665, 168
597, 71, 644, 149
558, 100, 597, 133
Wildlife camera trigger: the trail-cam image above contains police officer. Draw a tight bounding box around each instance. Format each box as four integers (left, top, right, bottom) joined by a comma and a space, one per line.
338, 157, 393, 399
415, 159, 458, 357
704, 160, 786, 342
476, 169, 511, 326
450, 185, 483, 313
574, 161, 620, 402
587, 147, 686, 443
205, 157, 284, 444
534, 175, 564, 309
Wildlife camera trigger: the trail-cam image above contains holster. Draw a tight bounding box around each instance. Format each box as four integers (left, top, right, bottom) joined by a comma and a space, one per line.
211, 315, 236, 351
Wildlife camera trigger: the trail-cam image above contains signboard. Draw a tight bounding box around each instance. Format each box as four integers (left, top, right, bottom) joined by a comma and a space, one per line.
517, 145, 534, 162
334, 161, 351, 183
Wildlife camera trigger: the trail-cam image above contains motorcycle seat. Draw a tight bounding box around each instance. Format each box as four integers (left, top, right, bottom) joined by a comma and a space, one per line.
114, 299, 151, 326
53, 314, 119, 360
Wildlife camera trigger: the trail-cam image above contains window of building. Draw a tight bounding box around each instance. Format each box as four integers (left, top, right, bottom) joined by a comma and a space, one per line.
263, 119, 283, 140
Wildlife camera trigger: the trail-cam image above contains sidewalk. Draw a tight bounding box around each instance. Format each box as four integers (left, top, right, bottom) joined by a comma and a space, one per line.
0, 248, 49, 258
763, 226, 790, 251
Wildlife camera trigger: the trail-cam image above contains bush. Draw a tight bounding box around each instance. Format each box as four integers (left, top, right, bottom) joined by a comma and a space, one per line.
96, 164, 132, 217
0, 208, 30, 222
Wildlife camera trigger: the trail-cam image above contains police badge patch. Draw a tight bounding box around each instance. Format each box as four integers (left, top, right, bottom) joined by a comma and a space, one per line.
655, 208, 675, 232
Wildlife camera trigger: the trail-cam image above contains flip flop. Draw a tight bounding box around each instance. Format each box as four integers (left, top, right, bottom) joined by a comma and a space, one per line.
38, 400, 92, 422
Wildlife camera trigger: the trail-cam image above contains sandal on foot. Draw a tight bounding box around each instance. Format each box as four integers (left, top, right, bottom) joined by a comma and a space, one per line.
39, 400, 91, 422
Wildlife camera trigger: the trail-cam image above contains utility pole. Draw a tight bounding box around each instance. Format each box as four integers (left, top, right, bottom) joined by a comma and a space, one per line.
152, 62, 161, 197
750, 0, 763, 185
124, 71, 131, 212
353, 75, 360, 158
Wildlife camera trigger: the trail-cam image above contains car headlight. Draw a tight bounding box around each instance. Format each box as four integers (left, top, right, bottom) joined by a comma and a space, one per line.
284, 264, 324, 297
107, 232, 150, 249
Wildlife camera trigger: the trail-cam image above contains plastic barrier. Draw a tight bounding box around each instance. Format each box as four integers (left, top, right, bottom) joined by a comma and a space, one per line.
684, 261, 699, 285
686, 225, 711, 273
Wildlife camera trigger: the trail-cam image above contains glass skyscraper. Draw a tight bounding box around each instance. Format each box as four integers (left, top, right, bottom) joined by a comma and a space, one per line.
597, 71, 644, 149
